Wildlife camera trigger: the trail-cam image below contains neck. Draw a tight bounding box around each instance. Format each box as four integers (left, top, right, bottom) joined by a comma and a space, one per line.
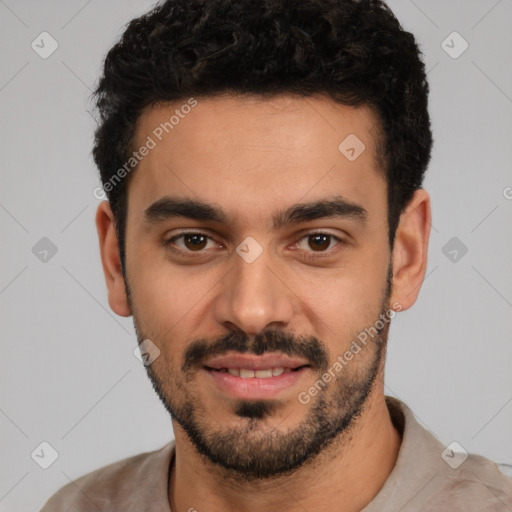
168, 388, 401, 512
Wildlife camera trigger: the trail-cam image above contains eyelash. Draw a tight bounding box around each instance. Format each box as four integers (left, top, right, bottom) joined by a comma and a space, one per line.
163, 231, 344, 260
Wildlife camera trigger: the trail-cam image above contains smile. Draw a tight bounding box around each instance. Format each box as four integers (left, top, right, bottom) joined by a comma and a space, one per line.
203, 365, 310, 399
206, 366, 307, 378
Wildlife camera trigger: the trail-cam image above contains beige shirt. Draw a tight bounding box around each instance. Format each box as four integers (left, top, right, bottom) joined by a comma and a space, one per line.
40, 397, 512, 511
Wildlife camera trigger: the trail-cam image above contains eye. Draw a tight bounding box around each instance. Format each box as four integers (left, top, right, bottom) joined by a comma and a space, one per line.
293, 232, 343, 257
164, 232, 220, 256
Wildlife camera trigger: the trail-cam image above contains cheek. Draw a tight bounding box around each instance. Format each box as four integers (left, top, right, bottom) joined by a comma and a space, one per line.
295, 263, 387, 331
129, 255, 220, 334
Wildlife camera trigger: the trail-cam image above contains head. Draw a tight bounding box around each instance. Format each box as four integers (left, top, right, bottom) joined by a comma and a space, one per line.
94, 0, 432, 480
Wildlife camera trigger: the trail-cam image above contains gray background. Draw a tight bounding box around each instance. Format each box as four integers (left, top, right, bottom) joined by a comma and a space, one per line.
1, 1, 511, 510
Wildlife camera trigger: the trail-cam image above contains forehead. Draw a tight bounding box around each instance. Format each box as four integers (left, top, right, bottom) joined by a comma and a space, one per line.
128, 94, 386, 228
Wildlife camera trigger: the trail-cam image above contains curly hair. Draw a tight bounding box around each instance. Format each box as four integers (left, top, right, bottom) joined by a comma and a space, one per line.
92, 0, 432, 271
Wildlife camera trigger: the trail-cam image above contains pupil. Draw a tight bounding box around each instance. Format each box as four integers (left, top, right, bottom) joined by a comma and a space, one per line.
185, 234, 207, 250
310, 234, 329, 251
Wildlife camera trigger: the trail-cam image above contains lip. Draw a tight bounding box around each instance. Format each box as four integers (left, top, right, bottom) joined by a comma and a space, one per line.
203, 366, 310, 400
204, 352, 310, 371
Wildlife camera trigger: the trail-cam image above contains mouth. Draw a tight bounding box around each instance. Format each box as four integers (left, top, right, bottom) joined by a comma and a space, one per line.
204, 365, 310, 378
202, 353, 312, 399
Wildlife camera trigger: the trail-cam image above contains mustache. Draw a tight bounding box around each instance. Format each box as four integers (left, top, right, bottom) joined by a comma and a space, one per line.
182, 329, 330, 374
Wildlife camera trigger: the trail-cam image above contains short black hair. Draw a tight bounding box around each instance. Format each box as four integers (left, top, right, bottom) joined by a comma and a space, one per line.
92, 0, 432, 272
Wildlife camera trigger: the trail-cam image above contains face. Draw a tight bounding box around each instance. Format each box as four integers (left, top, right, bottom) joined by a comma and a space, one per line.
122, 94, 396, 479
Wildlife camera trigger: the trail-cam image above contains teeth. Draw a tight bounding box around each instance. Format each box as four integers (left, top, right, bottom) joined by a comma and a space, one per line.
221, 367, 287, 378
255, 369, 273, 378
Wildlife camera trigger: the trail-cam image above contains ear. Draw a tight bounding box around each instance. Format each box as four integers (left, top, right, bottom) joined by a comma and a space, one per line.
95, 201, 132, 317
389, 189, 431, 311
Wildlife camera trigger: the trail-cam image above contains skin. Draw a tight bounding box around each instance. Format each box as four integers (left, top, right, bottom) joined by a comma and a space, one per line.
96, 93, 431, 512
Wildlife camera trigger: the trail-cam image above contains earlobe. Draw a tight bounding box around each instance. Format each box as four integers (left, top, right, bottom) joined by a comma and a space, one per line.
389, 189, 431, 311
95, 201, 132, 317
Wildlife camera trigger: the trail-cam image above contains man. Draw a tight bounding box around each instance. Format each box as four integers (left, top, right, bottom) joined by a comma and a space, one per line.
41, 0, 512, 510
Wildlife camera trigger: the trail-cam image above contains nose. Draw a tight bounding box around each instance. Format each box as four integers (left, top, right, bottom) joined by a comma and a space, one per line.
212, 242, 295, 335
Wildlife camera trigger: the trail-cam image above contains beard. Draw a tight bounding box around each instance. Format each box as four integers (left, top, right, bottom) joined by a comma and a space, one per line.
128, 266, 393, 481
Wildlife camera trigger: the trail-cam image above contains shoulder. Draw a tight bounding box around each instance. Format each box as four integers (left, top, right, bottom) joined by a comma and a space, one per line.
378, 398, 512, 511
39, 441, 174, 512
429, 454, 512, 510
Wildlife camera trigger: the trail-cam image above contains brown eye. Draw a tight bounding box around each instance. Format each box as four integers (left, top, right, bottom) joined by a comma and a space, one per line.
291, 231, 346, 261
165, 232, 217, 255
182, 233, 208, 251
308, 234, 332, 252
295, 232, 341, 254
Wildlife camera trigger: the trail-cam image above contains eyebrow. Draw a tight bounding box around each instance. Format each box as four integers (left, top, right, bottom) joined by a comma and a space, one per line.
144, 195, 367, 229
